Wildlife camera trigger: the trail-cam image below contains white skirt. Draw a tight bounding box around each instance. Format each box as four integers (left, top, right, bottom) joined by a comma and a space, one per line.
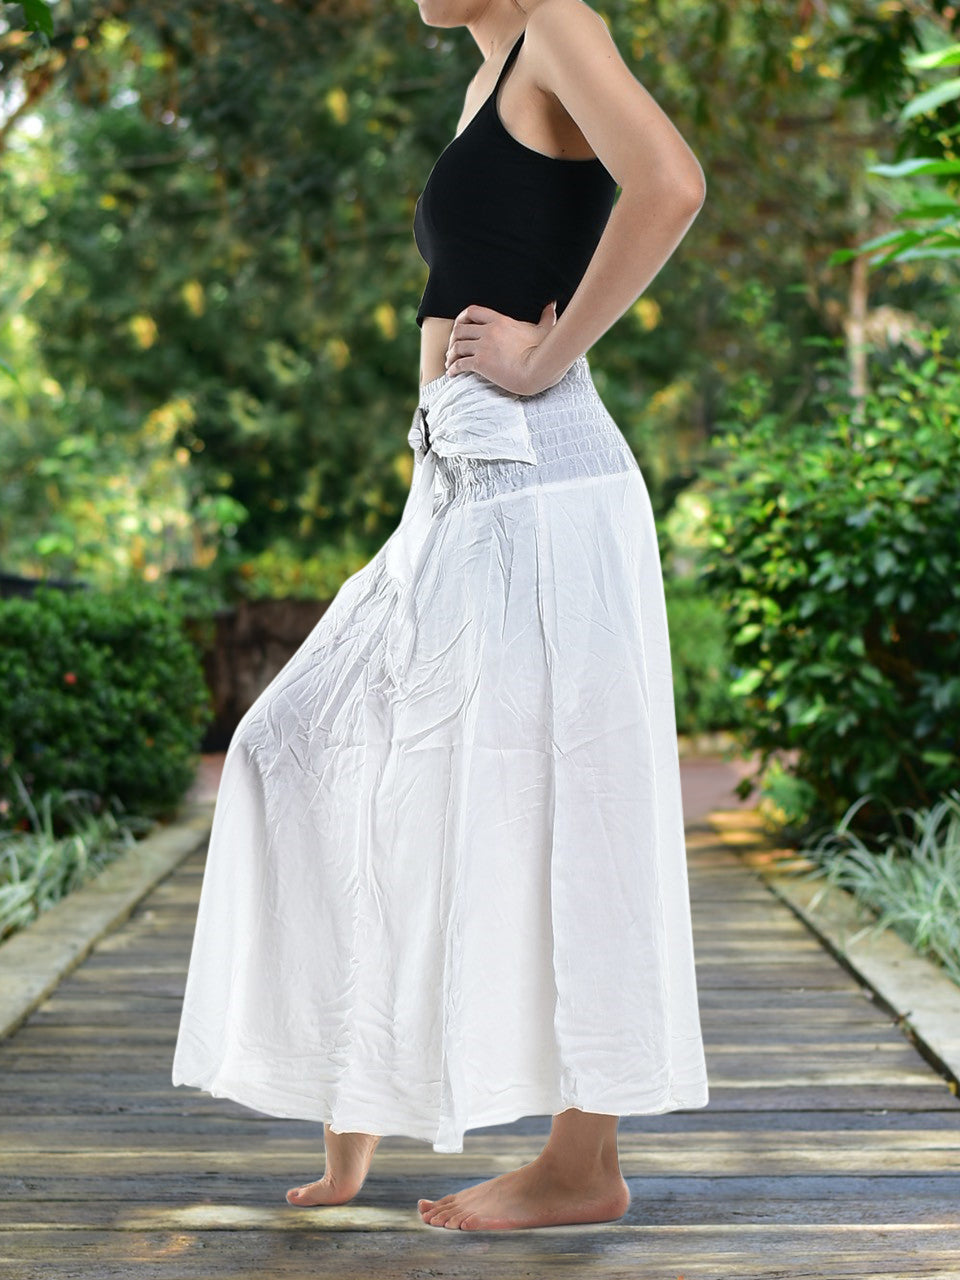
171, 353, 709, 1153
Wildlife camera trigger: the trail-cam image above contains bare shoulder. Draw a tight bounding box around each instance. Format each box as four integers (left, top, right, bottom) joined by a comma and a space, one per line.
520, 0, 627, 106
520, 0, 706, 199
523, 0, 617, 62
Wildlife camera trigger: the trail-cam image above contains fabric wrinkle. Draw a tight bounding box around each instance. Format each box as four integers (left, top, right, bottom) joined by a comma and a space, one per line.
171, 350, 710, 1153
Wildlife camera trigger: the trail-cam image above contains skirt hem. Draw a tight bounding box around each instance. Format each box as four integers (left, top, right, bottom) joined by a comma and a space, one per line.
170, 1067, 710, 1155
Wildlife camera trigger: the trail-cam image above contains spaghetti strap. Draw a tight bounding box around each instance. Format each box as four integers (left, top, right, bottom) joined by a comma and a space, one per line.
493, 28, 525, 92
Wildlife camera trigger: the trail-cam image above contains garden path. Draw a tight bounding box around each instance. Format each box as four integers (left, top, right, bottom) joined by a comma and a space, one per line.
1, 757, 958, 1278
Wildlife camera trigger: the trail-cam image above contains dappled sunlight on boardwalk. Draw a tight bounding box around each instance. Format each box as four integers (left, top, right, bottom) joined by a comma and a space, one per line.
1, 759, 958, 1278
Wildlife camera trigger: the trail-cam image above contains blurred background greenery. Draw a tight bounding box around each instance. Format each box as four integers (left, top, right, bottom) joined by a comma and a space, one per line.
2, 0, 959, 970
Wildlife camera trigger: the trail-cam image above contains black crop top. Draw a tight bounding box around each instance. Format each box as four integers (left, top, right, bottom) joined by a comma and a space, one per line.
413, 28, 618, 328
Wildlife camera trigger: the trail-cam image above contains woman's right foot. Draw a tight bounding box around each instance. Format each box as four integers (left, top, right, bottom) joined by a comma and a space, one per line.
285, 1125, 382, 1206
417, 1153, 631, 1230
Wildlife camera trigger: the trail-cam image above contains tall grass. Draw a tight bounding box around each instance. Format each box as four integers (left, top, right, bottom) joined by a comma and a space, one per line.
796, 790, 960, 986
0, 771, 156, 942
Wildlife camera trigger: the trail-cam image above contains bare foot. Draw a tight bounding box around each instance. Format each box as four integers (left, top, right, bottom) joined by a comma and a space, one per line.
417, 1154, 631, 1230
285, 1124, 381, 1207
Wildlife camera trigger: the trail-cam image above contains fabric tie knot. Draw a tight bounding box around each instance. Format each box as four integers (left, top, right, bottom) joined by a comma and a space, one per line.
383, 373, 538, 687
407, 405, 430, 461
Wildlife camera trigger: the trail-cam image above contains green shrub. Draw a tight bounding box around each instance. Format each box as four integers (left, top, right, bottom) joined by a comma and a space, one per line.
702, 340, 960, 833
227, 538, 371, 601
162, 537, 372, 611
0, 585, 213, 829
665, 574, 744, 736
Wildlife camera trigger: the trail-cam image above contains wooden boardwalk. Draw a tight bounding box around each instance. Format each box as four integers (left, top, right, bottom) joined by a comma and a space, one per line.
2, 774, 959, 1278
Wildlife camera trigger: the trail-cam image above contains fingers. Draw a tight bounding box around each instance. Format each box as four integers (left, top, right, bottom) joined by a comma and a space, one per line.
456, 304, 497, 324
450, 319, 485, 341
445, 335, 480, 363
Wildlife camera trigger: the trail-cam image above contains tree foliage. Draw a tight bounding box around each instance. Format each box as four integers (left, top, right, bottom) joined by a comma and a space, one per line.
701, 332, 960, 834
1, 0, 959, 586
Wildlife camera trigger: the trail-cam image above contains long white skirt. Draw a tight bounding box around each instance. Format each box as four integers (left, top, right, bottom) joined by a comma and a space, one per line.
171, 353, 709, 1153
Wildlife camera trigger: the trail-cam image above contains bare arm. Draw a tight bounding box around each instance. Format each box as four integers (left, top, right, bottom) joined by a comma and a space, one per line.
522, 0, 706, 389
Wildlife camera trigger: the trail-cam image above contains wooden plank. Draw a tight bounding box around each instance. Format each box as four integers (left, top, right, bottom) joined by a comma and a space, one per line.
0, 1058, 942, 1090
3, 1131, 957, 1172
0, 1044, 935, 1077
0, 1175, 957, 1227
1, 821, 958, 1280
0, 1090, 954, 1122
0, 1134, 957, 1177
763, 869, 960, 1092
1, 1226, 959, 1280
3, 1107, 959, 1141
0, 806, 212, 1041
1, 1027, 923, 1054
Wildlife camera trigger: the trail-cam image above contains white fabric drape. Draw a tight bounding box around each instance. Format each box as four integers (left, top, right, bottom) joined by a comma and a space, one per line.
172, 354, 709, 1153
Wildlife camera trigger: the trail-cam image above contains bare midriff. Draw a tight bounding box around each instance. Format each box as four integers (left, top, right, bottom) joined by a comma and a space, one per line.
419, 315, 457, 387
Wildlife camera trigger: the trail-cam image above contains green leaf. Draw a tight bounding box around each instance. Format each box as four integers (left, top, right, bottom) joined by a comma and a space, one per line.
21, 0, 54, 37
901, 78, 960, 120
730, 668, 765, 697
868, 158, 960, 178
734, 623, 763, 646
906, 44, 960, 71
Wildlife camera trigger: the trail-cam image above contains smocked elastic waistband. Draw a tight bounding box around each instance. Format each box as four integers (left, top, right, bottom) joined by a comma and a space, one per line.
418, 352, 593, 410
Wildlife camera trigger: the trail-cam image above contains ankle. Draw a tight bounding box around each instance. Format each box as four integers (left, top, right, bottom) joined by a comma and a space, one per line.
535, 1145, 620, 1190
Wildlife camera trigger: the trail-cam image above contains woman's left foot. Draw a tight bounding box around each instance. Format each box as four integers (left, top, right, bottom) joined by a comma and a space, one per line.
417, 1155, 631, 1230
286, 1127, 381, 1206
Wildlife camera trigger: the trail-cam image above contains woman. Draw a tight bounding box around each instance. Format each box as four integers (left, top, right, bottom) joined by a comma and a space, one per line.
172, 0, 709, 1232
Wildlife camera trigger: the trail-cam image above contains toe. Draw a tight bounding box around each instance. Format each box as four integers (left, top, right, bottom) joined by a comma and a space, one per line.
420, 1194, 454, 1217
